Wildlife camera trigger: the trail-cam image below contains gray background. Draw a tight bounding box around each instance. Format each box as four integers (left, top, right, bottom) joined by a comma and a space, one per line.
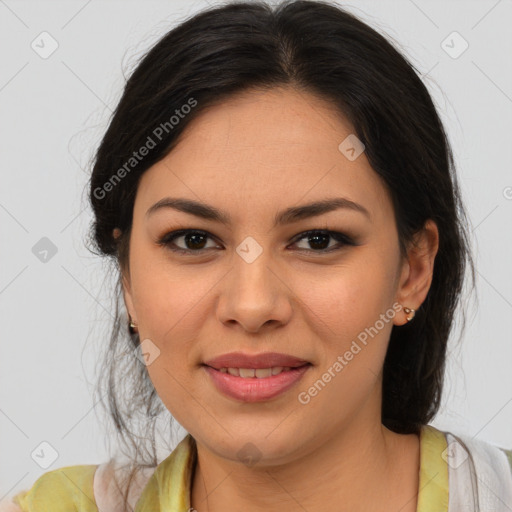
1, 0, 511, 500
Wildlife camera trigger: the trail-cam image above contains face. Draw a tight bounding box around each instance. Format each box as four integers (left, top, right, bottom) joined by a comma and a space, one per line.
121, 86, 438, 465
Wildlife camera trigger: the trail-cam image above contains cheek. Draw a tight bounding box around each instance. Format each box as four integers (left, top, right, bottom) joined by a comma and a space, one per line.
144, 356, 208, 438
290, 253, 398, 409
293, 267, 395, 430
129, 241, 211, 337
295, 255, 396, 338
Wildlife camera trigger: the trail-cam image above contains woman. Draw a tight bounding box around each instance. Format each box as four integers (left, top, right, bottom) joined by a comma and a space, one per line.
4, 1, 512, 511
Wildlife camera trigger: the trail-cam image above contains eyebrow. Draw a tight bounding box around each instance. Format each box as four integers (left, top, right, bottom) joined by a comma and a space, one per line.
145, 196, 371, 227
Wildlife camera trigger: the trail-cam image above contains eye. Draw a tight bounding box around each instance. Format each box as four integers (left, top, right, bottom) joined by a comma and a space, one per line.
157, 229, 355, 255
289, 229, 355, 253
157, 229, 220, 255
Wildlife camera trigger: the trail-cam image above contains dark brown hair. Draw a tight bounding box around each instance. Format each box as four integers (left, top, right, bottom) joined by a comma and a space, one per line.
87, 1, 475, 508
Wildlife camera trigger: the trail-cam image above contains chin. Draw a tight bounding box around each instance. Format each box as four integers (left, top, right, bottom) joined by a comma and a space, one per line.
192, 424, 314, 468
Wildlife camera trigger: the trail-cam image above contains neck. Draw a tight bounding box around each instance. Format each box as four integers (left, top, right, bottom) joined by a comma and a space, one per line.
190, 407, 420, 512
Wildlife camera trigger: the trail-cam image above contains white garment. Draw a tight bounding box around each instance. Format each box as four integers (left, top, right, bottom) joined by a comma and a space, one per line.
445, 431, 512, 511
92, 462, 156, 512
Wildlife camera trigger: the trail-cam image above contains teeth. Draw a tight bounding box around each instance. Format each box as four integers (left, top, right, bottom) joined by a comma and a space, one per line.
255, 368, 272, 378
220, 367, 293, 378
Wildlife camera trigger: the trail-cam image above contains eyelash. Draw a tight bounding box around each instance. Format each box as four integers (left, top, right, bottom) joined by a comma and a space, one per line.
157, 229, 355, 255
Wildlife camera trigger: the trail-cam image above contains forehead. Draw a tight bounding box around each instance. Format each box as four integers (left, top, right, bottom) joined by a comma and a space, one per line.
134, 86, 393, 227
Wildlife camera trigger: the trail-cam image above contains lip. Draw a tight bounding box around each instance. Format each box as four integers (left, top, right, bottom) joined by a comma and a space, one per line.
202, 351, 311, 403
203, 351, 309, 370
203, 365, 311, 402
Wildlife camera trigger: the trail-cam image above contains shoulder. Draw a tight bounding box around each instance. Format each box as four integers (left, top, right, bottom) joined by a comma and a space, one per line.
2, 461, 157, 512
452, 430, 512, 475
423, 424, 512, 482
439, 427, 512, 500
92, 460, 157, 512
0, 501, 24, 512
1, 464, 99, 512
498, 446, 512, 474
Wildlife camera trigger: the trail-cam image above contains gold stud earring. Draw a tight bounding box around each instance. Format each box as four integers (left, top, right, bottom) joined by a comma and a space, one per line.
403, 307, 416, 322
128, 315, 138, 334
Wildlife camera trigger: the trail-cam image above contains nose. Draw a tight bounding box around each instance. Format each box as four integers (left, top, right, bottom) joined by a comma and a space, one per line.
216, 248, 293, 334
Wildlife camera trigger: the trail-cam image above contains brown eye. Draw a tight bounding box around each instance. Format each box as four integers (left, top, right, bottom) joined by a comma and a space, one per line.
158, 230, 220, 254
290, 230, 354, 253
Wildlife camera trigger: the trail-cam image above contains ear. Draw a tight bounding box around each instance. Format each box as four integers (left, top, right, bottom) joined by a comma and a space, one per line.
114, 227, 138, 325
121, 272, 137, 325
393, 219, 439, 326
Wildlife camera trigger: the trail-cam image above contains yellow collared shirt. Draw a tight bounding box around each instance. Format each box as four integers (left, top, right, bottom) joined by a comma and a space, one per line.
9, 425, 512, 511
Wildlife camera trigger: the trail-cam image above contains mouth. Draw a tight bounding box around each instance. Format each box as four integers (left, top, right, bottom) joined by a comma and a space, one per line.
203, 351, 310, 370
202, 352, 312, 402
214, 366, 301, 378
